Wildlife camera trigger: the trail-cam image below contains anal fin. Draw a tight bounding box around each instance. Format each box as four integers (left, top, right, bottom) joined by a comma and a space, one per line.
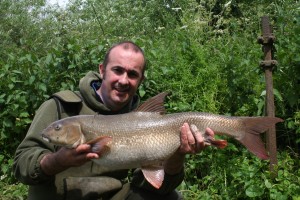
141, 165, 165, 189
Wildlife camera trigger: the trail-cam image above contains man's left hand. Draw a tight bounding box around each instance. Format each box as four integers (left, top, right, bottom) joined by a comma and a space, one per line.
163, 123, 215, 175
178, 123, 214, 154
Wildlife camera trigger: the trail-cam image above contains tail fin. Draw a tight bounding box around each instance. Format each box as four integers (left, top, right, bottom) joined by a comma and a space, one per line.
239, 117, 283, 160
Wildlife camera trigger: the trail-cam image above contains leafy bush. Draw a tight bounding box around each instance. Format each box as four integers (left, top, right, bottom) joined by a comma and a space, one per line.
0, 0, 299, 199
179, 149, 300, 199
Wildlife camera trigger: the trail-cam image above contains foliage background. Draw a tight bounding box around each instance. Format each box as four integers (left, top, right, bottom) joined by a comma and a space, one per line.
0, 0, 299, 199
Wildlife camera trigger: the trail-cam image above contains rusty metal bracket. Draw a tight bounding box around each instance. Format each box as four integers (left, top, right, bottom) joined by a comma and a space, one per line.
260, 60, 278, 68
257, 35, 276, 44
259, 16, 278, 71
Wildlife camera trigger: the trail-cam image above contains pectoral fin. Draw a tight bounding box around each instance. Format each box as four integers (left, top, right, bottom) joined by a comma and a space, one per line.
141, 165, 165, 189
190, 124, 228, 149
205, 136, 228, 149
86, 136, 112, 156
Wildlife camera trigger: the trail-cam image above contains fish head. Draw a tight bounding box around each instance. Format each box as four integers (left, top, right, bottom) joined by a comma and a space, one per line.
41, 118, 85, 148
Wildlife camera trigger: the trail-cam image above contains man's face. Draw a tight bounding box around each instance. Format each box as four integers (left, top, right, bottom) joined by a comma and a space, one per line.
99, 46, 144, 111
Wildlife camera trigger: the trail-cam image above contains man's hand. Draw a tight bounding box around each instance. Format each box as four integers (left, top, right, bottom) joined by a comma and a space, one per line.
40, 144, 99, 176
178, 123, 214, 154
164, 123, 215, 175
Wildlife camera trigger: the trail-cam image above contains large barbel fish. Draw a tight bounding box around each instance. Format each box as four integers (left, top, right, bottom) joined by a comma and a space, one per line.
42, 92, 283, 189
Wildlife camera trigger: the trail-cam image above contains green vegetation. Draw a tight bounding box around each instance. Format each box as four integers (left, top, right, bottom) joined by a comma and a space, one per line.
1, 0, 299, 199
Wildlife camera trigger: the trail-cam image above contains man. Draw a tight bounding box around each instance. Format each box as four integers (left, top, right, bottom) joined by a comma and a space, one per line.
13, 41, 214, 200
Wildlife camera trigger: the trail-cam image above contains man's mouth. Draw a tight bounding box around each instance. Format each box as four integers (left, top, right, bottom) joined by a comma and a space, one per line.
114, 85, 130, 93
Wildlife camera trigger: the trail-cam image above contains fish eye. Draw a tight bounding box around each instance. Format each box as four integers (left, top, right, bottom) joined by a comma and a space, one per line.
54, 124, 61, 131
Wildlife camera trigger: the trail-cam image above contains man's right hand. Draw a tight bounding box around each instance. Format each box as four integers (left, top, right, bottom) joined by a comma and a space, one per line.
40, 144, 99, 176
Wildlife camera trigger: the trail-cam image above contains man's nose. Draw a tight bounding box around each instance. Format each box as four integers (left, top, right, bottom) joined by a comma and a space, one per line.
118, 73, 129, 85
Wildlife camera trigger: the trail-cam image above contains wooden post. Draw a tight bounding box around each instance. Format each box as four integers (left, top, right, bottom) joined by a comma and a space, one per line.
257, 16, 278, 176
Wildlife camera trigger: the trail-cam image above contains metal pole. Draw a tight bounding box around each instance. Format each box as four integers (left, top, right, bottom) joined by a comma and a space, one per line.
257, 16, 278, 176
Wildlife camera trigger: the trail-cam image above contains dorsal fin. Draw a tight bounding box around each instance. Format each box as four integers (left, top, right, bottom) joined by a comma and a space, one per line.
135, 92, 169, 114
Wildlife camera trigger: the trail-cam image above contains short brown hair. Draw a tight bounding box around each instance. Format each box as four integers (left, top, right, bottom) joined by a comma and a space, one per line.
102, 41, 146, 74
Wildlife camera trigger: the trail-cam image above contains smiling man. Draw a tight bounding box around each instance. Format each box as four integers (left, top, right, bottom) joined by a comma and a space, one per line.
13, 41, 214, 200
98, 43, 145, 111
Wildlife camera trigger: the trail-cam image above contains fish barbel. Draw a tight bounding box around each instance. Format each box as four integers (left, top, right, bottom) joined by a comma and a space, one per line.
41, 92, 283, 189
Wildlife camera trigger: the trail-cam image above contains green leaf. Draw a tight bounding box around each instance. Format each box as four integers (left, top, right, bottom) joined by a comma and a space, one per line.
265, 179, 272, 189
26, 54, 32, 62
0, 93, 6, 99
139, 88, 146, 97
74, 54, 80, 61
45, 54, 52, 64
68, 64, 76, 69
260, 90, 266, 97
67, 44, 73, 49
39, 83, 47, 92
19, 112, 29, 118
12, 70, 22, 74
98, 45, 104, 51
29, 75, 36, 84
245, 184, 264, 197
257, 99, 265, 116
273, 88, 283, 102
3, 118, 13, 128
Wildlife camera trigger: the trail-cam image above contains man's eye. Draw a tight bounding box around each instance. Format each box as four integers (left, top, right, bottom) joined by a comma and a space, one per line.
112, 67, 124, 74
128, 71, 139, 79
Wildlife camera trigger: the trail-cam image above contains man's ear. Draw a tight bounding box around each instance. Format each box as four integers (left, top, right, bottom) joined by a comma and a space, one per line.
99, 64, 105, 79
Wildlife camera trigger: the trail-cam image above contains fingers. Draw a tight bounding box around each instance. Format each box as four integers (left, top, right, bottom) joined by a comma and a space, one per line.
179, 123, 202, 154
178, 123, 215, 155
76, 144, 99, 160
75, 144, 91, 153
56, 144, 98, 168
186, 124, 196, 145
86, 153, 99, 159
205, 127, 214, 137
179, 123, 192, 153
190, 124, 205, 151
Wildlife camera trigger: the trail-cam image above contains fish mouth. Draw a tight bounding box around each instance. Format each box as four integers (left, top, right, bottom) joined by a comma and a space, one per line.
42, 135, 50, 143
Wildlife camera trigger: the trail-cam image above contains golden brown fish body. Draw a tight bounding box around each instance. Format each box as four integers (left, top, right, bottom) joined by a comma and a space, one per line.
41, 92, 283, 188
42, 112, 281, 165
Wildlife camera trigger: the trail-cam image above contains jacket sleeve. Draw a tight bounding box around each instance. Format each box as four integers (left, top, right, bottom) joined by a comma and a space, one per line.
130, 168, 184, 195
13, 99, 59, 185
